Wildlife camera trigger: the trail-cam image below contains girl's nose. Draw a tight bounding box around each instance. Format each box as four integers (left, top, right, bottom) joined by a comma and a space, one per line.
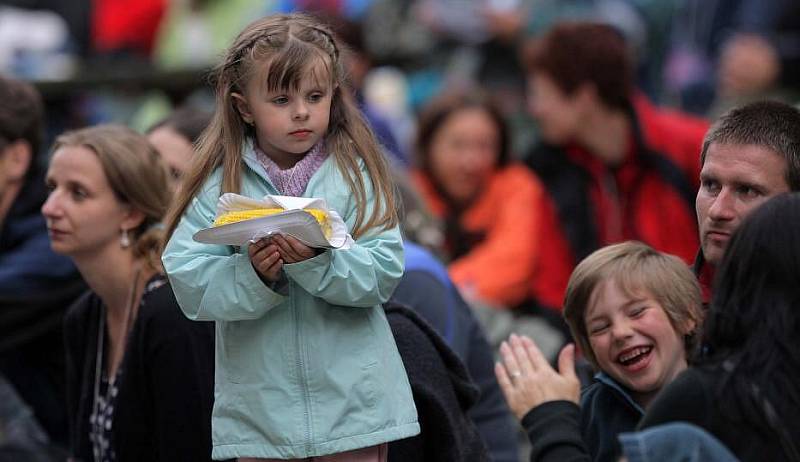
292, 104, 309, 121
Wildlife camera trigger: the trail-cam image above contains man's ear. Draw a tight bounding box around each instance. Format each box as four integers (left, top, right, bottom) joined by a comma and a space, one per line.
231, 92, 254, 125
1, 140, 33, 181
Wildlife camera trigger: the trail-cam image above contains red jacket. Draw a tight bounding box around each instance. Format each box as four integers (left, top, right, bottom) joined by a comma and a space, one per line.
527, 96, 709, 311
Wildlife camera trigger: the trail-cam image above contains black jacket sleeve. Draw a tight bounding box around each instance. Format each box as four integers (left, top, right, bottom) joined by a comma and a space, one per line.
523, 400, 590, 462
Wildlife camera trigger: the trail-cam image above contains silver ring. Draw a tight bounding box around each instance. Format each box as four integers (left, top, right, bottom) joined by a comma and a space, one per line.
510, 370, 522, 378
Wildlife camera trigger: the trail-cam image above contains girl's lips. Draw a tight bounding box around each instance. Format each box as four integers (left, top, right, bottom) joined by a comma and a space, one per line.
289, 130, 312, 139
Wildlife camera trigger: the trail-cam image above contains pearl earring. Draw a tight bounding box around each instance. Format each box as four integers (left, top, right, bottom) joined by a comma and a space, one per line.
120, 229, 131, 248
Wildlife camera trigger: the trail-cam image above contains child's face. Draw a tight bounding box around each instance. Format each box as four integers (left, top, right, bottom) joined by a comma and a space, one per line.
585, 279, 688, 406
234, 63, 332, 169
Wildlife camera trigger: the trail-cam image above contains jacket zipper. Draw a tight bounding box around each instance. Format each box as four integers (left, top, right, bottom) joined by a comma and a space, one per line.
292, 281, 313, 453
603, 172, 623, 243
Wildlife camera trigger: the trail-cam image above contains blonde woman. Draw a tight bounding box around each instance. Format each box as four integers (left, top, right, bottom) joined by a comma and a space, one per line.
42, 125, 215, 462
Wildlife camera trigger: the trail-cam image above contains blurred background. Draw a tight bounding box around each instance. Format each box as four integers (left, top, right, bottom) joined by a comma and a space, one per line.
2, 0, 797, 164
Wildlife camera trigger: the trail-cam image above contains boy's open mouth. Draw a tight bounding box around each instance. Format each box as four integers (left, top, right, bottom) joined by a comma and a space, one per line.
617, 345, 653, 368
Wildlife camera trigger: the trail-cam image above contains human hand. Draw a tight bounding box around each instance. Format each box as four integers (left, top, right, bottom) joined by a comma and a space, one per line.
272, 234, 317, 263
248, 238, 283, 282
495, 334, 580, 420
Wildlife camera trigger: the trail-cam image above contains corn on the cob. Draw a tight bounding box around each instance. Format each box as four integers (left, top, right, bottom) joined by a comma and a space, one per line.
212, 208, 331, 238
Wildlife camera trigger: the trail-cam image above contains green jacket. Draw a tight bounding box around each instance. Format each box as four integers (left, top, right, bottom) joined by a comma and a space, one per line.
162, 146, 419, 459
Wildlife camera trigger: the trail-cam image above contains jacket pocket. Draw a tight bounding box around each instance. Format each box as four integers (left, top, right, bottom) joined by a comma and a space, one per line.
353, 361, 379, 409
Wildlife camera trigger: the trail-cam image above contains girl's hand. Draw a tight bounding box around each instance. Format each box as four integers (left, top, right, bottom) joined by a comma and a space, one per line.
495, 334, 580, 420
249, 238, 283, 282
272, 234, 317, 263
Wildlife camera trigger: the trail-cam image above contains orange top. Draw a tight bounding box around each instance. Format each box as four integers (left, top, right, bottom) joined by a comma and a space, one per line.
413, 164, 544, 307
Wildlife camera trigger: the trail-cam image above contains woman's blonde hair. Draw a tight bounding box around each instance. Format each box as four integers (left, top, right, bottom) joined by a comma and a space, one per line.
164, 13, 398, 241
53, 124, 170, 272
563, 241, 703, 369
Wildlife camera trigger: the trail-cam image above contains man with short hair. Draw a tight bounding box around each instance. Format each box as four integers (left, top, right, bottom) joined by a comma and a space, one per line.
694, 100, 800, 300
0, 74, 84, 448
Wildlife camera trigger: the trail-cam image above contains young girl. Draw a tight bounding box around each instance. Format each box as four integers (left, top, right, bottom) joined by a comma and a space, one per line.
161, 13, 419, 461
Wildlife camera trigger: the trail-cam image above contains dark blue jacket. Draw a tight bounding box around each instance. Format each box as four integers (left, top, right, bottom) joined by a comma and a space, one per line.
0, 176, 78, 295
523, 372, 644, 462
392, 241, 519, 462
0, 171, 85, 446
580, 373, 644, 462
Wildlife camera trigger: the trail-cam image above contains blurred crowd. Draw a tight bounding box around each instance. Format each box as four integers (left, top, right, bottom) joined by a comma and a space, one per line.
2, 0, 799, 138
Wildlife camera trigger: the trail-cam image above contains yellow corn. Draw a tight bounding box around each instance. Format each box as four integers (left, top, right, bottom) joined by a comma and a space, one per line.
213, 208, 331, 238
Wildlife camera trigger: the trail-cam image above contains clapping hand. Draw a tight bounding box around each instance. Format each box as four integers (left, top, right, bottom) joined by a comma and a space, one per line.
495, 334, 581, 420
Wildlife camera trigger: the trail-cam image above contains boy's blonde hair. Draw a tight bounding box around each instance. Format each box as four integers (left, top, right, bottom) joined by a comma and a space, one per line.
563, 241, 703, 370
164, 13, 398, 241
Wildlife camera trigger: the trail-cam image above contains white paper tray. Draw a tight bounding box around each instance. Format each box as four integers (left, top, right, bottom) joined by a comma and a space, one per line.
191, 193, 354, 249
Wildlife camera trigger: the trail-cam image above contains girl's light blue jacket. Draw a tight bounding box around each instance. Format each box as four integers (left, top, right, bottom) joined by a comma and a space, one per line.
162, 147, 419, 460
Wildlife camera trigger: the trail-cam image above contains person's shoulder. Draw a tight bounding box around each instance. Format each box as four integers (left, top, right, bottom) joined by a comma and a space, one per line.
580, 375, 640, 416
485, 163, 543, 200
495, 162, 541, 185
196, 167, 224, 198
580, 380, 604, 400
135, 277, 215, 346
634, 95, 709, 155
64, 289, 99, 331
669, 366, 715, 392
385, 302, 452, 369
137, 276, 196, 327
385, 303, 435, 347
638, 367, 711, 430
579, 379, 609, 410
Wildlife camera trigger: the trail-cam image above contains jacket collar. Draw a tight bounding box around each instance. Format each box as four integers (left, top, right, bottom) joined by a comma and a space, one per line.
595, 371, 645, 415
692, 250, 714, 306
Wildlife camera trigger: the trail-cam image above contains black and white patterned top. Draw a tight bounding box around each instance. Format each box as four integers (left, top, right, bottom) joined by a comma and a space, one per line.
89, 370, 121, 461
88, 277, 167, 461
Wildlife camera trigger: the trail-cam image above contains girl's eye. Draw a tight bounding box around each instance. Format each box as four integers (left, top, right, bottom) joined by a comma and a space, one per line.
308, 92, 323, 103
272, 96, 289, 105
45, 181, 56, 192
589, 324, 609, 335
